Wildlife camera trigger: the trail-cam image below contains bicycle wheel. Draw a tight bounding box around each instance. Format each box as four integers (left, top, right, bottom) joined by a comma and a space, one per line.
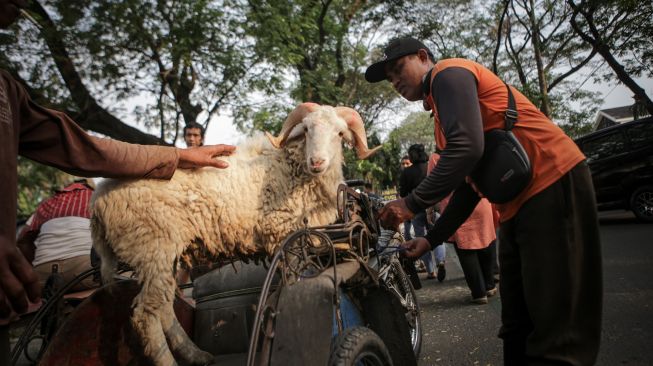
386, 259, 422, 356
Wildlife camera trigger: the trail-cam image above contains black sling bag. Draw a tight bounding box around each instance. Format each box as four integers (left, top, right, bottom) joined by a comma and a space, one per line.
469, 84, 532, 204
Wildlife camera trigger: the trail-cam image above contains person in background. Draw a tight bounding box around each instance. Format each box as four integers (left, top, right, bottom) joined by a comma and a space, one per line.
398, 145, 430, 288
366, 36, 601, 364
399, 155, 413, 235
424, 153, 447, 282
0, 1, 235, 362
399, 148, 426, 241
429, 153, 496, 303
17, 179, 98, 292
400, 155, 412, 170
183, 122, 205, 147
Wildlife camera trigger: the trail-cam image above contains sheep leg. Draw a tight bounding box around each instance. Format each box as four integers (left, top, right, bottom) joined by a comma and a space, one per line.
131, 273, 179, 366
161, 306, 214, 365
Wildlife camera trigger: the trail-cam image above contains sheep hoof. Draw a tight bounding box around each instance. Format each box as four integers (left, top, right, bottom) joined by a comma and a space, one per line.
175, 349, 214, 366
183, 349, 214, 366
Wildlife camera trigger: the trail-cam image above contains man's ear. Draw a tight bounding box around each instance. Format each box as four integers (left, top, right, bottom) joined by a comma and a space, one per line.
417, 49, 430, 63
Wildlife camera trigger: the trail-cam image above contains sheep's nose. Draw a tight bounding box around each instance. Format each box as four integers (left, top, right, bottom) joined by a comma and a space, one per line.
310, 157, 325, 167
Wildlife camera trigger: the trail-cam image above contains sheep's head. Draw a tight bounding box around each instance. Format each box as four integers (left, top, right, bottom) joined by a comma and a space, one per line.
266, 103, 381, 176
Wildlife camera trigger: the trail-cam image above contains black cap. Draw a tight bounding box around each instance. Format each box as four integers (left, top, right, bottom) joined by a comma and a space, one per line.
365, 37, 432, 83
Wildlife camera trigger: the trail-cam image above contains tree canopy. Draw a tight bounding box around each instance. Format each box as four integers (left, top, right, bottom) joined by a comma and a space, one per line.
4, 0, 651, 197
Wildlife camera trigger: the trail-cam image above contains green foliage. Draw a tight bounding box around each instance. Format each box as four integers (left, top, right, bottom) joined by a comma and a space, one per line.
235, 0, 408, 190
1, 0, 257, 144
387, 112, 436, 155
4, 0, 649, 201
383, 0, 608, 135
16, 157, 74, 221
375, 111, 436, 189
551, 87, 602, 139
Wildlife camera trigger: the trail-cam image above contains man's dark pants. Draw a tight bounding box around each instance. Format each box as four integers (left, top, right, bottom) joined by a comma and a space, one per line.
498, 161, 602, 365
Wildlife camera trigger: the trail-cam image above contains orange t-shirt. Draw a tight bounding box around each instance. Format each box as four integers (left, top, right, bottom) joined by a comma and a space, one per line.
428, 153, 496, 249
425, 59, 585, 221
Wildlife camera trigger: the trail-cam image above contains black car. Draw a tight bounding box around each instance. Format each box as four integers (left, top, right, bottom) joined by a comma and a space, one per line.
574, 117, 653, 222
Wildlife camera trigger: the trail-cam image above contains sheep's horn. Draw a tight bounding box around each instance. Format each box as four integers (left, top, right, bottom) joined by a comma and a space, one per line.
335, 106, 382, 160
265, 102, 320, 148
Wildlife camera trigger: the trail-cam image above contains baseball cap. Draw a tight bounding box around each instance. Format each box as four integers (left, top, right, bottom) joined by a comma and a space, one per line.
365, 37, 433, 83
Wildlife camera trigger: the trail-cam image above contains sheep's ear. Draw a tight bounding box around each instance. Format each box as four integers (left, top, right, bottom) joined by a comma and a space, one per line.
286, 122, 306, 141
267, 123, 305, 148
340, 130, 355, 148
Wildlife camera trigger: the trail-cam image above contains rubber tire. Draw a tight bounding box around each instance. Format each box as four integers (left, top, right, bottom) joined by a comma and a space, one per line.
630, 186, 653, 222
329, 327, 393, 366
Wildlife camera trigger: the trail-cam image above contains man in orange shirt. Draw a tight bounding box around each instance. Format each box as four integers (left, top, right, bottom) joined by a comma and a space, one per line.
366, 37, 602, 364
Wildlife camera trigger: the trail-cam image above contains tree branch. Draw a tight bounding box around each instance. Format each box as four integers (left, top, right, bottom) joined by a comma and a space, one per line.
27, 0, 165, 144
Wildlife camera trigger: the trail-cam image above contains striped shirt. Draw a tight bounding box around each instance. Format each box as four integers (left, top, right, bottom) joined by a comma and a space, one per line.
29, 182, 93, 231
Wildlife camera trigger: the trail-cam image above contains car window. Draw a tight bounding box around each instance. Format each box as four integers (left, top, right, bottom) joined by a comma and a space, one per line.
582, 131, 627, 162
626, 122, 653, 149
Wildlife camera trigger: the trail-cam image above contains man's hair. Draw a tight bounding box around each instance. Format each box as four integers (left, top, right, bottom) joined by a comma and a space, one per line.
401, 155, 410, 161
183, 122, 205, 137
408, 144, 429, 164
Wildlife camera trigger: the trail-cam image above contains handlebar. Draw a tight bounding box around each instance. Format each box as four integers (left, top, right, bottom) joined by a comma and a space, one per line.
344, 179, 367, 187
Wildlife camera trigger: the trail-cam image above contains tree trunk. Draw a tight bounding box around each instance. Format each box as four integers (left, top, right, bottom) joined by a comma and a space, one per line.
493, 0, 510, 74
527, 0, 552, 117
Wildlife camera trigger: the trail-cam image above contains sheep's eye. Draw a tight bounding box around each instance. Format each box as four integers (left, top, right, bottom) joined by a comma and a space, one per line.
338, 131, 344, 137
304, 127, 308, 132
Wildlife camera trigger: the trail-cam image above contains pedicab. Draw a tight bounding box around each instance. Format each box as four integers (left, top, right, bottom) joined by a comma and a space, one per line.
10, 182, 421, 365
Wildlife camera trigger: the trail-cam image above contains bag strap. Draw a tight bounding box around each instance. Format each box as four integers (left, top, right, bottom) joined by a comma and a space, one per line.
505, 83, 518, 131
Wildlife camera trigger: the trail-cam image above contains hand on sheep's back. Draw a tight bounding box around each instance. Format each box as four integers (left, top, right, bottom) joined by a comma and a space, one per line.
178, 144, 236, 169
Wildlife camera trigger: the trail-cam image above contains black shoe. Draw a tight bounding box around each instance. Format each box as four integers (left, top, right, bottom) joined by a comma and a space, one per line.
437, 263, 446, 282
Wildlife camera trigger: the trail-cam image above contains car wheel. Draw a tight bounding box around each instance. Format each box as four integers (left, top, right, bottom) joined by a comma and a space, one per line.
630, 186, 653, 222
329, 326, 393, 366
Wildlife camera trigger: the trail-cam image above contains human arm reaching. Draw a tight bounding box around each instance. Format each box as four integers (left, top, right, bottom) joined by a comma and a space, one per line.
0, 69, 235, 318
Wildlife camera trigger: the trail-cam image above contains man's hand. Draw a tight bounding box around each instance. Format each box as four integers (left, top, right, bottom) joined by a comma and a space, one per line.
401, 237, 431, 259
378, 198, 414, 230
178, 144, 236, 169
0, 237, 40, 318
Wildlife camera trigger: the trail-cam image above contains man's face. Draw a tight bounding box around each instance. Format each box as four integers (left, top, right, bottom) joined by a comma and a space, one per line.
184, 127, 204, 147
384, 51, 431, 102
0, 0, 27, 28
401, 159, 412, 169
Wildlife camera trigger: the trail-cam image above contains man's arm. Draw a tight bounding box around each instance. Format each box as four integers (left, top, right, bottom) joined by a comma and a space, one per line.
404, 67, 484, 212
7, 70, 234, 179
423, 182, 480, 248
0, 70, 234, 318
16, 228, 37, 264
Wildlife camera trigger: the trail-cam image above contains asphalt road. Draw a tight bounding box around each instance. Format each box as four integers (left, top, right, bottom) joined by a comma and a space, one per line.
416, 210, 653, 366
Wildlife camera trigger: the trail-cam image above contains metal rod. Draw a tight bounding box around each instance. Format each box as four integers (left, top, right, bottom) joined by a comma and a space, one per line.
19, 9, 42, 30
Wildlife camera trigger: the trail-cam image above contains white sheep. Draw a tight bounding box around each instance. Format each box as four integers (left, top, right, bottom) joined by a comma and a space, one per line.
90, 103, 380, 365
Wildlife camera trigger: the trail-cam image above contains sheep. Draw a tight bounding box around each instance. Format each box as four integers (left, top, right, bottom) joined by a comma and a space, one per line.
90, 103, 380, 366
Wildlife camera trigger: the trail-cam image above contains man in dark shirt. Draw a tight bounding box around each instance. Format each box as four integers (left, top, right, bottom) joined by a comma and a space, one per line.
398, 145, 430, 288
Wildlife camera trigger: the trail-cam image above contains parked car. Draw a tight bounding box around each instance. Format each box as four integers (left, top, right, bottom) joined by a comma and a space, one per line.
574, 117, 653, 222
